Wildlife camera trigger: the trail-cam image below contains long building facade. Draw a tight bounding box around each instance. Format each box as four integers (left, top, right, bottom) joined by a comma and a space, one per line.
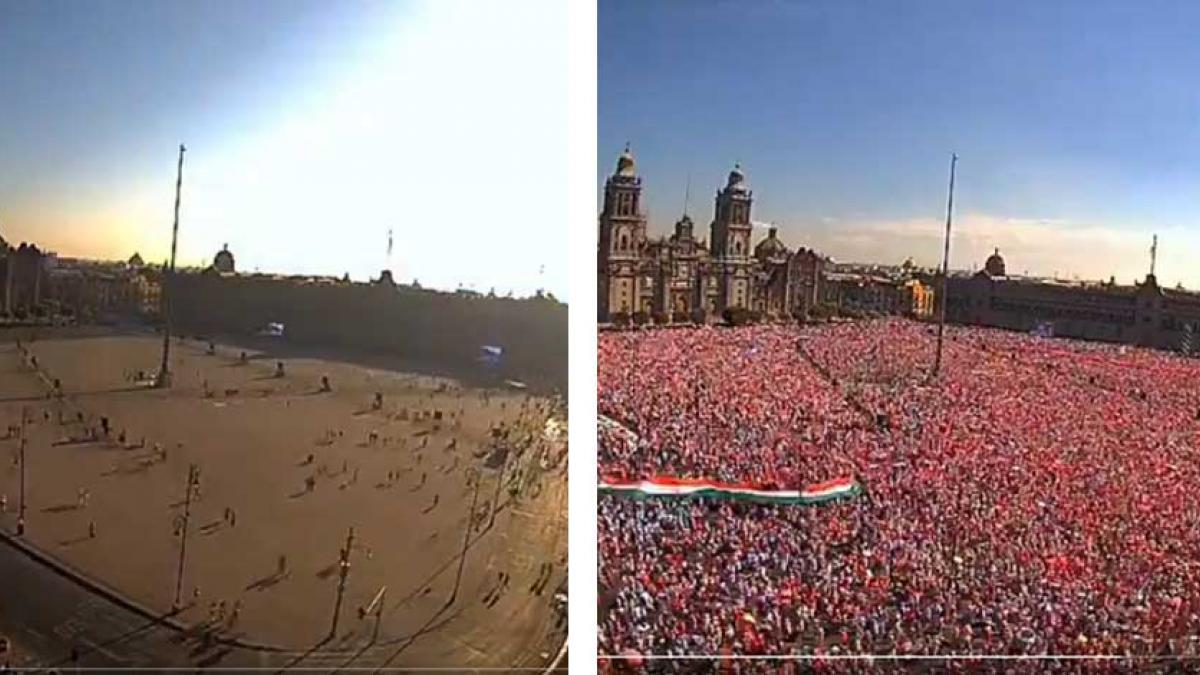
597, 146, 824, 322
946, 249, 1200, 351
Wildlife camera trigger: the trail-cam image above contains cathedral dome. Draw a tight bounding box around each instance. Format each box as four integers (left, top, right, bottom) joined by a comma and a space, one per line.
754, 226, 789, 261
213, 243, 235, 274
984, 248, 1006, 277
616, 143, 636, 177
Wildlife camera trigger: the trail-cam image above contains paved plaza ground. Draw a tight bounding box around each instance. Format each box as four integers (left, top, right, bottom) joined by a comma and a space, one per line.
0, 329, 567, 669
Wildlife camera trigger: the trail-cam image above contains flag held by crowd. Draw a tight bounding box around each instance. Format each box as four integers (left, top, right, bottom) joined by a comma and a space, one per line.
598, 475, 861, 506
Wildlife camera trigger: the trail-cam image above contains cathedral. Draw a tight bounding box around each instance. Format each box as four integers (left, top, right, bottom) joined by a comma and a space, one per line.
597, 145, 824, 322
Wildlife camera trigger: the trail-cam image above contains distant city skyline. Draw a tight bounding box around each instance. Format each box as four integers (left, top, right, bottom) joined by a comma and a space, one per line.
600, 0, 1200, 290
0, 0, 567, 299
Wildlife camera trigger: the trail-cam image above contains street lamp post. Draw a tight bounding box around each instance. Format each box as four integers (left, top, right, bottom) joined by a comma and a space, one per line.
171, 464, 200, 611
17, 406, 27, 536
328, 526, 355, 642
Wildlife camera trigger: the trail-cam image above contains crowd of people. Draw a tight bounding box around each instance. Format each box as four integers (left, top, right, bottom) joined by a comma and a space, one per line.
599, 319, 1200, 666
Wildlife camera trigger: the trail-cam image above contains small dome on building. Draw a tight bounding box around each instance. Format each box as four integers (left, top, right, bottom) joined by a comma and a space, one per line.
984, 248, 1006, 277
754, 226, 789, 262
213, 243, 235, 274
128, 252, 145, 268
615, 143, 636, 177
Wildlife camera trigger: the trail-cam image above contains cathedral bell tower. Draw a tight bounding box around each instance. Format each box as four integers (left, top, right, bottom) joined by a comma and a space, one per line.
598, 144, 648, 320
710, 163, 754, 313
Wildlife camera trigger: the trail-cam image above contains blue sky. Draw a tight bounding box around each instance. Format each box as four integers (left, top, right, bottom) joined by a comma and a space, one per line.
0, 0, 567, 298
600, 0, 1200, 287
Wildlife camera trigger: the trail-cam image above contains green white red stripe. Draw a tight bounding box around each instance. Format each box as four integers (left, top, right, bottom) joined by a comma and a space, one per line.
598, 475, 861, 505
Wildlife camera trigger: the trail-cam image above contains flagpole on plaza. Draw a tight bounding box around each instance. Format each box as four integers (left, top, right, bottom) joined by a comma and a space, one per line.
157, 143, 185, 389
932, 152, 957, 379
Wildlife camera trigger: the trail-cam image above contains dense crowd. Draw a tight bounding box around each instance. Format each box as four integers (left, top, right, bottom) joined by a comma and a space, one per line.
598, 320, 1200, 667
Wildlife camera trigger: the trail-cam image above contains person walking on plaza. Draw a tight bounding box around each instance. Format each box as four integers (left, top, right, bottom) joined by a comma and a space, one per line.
228, 600, 242, 631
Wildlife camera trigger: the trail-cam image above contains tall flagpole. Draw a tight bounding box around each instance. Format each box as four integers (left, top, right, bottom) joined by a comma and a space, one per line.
157, 143, 185, 388
932, 152, 957, 379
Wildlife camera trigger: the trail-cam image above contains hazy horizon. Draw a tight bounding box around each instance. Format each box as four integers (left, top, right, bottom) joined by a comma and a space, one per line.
600, 0, 1200, 290
0, 0, 568, 299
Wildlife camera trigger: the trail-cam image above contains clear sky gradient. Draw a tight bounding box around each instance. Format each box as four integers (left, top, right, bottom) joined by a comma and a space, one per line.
600, 0, 1200, 288
0, 0, 567, 298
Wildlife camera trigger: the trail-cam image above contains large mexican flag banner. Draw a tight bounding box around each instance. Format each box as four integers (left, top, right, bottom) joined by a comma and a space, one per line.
598, 475, 862, 506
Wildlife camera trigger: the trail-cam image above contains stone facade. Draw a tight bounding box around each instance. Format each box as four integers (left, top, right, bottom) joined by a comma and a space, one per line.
818, 274, 936, 318
597, 146, 826, 322
166, 271, 567, 391
945, 249, 1200, 351
2, 243, 46, 315
903, 279, 936, 319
